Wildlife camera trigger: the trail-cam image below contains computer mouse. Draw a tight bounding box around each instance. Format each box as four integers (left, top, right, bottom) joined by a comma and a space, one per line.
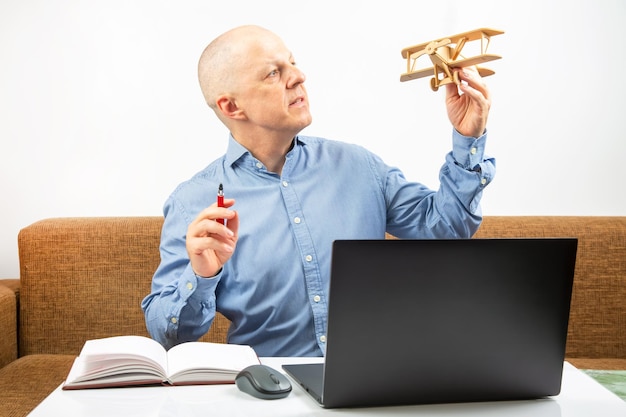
235, 364, 292, 400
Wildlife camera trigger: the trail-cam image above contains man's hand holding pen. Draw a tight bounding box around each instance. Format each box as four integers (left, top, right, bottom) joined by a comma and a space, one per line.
186, 186, 238, 278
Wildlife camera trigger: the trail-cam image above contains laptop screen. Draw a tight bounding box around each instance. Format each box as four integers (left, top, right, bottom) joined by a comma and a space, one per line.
284, 238, 577, 408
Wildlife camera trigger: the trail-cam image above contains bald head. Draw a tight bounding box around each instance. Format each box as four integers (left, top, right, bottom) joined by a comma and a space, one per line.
197, 25, 278, 112
196, 25, 312, 161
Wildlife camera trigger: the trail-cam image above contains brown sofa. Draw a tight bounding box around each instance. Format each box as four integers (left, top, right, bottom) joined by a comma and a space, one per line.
1, 216, 625, 416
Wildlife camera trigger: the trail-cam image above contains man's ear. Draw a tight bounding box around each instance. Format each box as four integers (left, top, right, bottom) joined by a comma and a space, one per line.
216, 95, 246, 120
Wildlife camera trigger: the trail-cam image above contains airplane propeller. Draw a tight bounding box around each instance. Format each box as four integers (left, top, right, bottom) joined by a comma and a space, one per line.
408, 38, 451, 61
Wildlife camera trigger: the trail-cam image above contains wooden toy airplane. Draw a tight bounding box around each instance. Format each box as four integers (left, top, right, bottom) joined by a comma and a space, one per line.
400, 28, 504, 91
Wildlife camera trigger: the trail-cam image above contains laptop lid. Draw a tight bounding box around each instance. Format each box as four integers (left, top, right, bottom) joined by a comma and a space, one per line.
283, 238, 577, 408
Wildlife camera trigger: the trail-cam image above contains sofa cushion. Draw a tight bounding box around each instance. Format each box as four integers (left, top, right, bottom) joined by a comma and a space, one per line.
568, 358, 626, 370
0, 354, 75, 417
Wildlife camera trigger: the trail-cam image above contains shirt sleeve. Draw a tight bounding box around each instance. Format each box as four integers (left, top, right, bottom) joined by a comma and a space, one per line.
451, 129, 493, 173
141, 196, 222, 350
385, 129, 495, 239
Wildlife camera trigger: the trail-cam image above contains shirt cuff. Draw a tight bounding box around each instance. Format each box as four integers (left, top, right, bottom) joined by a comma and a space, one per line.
183, 263, 222, 303
451, 129, 487, 171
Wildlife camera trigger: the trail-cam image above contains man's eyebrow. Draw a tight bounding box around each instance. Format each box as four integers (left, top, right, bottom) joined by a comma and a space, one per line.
263, 53, 295, 67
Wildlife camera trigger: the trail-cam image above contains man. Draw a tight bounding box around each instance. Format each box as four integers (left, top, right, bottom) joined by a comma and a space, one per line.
142, 25, 495, 357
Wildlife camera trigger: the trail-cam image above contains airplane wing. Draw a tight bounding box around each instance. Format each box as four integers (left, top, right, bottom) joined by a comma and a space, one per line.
400, 54, 501, 83
448, 54, 502, 68
400, 67, 435, 82
445, 28, 504, 45
401, 28, 504, 59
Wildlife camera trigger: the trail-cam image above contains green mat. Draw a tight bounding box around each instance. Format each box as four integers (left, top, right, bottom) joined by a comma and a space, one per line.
583, 370, 626, 401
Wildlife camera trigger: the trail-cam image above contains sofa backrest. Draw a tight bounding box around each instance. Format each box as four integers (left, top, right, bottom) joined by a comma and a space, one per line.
17, 216, 625, 361
474, 216, 626, 360
17, 217, 229, 356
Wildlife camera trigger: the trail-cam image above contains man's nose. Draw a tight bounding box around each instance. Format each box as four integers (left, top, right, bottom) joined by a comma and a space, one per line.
287, 66, 306, 88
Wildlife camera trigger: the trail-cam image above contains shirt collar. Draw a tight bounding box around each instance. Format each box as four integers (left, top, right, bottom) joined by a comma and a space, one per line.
225, 134, 249, 167
224, 134, 308, 168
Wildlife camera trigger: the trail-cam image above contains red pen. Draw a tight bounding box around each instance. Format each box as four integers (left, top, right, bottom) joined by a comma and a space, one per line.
217, 183, 225, 225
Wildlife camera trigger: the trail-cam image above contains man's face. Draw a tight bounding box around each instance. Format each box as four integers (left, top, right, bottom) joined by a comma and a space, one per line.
232, 32, 312, 137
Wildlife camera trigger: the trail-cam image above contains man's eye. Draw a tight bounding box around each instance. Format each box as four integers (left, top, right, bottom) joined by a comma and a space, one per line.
269, 69, 279, 77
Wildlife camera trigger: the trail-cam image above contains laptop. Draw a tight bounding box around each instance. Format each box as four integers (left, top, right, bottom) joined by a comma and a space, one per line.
283, 238, 577, 408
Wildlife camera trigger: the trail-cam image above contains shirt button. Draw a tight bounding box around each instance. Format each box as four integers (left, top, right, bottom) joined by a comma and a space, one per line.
305, 255, 313, 262
313, 295, 321, 302
470, 147, 477, 155
170, 317, 178, 324
186, 282, 193, 290
294, 217, 301, 224
256, 162, 263, 169
481, 178, 487, 185
320, 335, 327, 343
282, 180, 289, 187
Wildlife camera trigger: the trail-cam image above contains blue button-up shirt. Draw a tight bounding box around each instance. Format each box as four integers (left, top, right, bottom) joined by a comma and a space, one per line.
142, 131, 495, 357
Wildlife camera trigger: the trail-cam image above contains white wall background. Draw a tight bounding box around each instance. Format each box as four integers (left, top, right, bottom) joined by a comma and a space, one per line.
1, 0, 625, 278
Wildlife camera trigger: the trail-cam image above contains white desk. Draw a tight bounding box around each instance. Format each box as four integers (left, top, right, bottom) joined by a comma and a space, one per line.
27, 359, 626, 416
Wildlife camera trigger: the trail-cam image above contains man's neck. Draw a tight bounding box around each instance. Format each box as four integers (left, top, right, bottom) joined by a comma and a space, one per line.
232, 132, 296, 176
